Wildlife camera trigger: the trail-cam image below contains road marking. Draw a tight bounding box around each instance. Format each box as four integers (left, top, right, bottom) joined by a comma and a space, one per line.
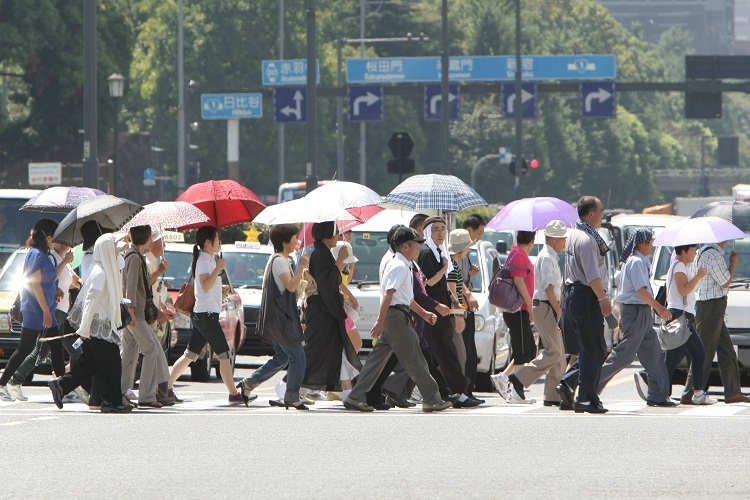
29, 416, 59, 421
0, 421, 25, 426
679, 404, 750, 417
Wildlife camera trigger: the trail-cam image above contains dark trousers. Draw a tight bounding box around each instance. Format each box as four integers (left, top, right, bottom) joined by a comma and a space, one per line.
462, 311, 478, 393
560, 284, 606, 405
424, 314, 469, 395
365, 353, 399, 406
503, 310, 536, 365
58, 338, 122, 406
0, 326, 59, 386
664, 310, 706, 392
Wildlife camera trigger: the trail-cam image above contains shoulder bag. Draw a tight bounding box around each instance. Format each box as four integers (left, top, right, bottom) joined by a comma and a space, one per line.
488, 257, 527, 313
657, 262, 691, 350
125, 251, 160, 324
174, 278, 195, 315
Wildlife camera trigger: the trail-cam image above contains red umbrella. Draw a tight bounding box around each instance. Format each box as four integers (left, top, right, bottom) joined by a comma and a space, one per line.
177, 180, 266, 229
297, 206, 384, 248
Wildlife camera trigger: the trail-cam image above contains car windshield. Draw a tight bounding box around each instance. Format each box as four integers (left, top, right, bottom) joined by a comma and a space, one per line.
0, 201, 64, 268
620, 225, 669, 264
224, 252, 270, 289
0, 251, 26, 292
350, 231, 390, 283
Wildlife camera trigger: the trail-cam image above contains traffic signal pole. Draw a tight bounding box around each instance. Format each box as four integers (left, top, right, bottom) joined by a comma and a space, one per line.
513, 0, 523, 196
306, 0, 317, 194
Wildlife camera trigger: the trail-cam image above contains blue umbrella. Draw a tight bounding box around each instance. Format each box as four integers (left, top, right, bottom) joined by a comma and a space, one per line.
384, 174, 487, 212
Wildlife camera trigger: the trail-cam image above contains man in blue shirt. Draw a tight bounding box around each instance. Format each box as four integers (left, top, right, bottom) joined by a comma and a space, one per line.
604, 228, 674, 406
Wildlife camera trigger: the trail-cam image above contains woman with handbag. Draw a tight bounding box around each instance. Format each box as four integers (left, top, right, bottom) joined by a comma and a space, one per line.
167, 226, 244, 404
647, 245, 715, 405
48, 233, 132, 412
237, 224, 310, 409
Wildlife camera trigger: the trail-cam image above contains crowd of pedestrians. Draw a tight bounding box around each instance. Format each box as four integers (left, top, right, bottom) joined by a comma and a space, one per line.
0, 196, 748, 413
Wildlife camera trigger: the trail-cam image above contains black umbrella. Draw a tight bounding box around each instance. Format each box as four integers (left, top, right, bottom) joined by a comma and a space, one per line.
691, 201, 750, 232
53, 195, 143, 247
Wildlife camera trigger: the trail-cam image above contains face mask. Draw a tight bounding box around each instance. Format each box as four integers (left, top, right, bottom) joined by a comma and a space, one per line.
117, 253, 125, 271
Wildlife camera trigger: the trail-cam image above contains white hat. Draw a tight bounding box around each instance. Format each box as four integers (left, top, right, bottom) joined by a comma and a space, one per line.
544, 220, 569, 238
447, 229, 476, 254
151, 228, 163, 242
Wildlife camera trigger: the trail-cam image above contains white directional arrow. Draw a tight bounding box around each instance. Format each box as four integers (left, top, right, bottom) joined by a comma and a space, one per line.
352, 91, 380, 117
506, 89, 534, 114
584, 87, 612, 112
429, 92, 457, 115
281, 90, 304, 119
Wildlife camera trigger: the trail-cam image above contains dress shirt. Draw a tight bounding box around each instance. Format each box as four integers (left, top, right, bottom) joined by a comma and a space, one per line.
617, 250, 651, 305
533, 244, 562, 301
381, 251, 414, 306
695, 244, 730, 300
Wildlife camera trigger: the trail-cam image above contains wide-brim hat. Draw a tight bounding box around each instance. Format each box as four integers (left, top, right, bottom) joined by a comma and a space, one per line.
447, 229, 477, 254
544, 220, 569, 238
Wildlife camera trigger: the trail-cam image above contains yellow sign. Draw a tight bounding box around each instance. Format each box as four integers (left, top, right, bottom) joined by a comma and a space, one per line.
243, 226, 261, 242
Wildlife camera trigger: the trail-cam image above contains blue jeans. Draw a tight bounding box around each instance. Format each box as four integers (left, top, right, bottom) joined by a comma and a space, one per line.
245, 342, 306, 403
664, 309, 706, 392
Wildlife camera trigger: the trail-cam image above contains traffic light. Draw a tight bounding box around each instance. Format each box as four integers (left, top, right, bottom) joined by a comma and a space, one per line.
508, 156, 539, 176
387, 132, 415, 176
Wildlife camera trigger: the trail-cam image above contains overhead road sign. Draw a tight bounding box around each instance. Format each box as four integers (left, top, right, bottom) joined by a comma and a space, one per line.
502, 83, 537, 118
424, 84, 459, 120
262, 59, 320, 86
201, 93, 263, 120
273, 87, 307, 123
346, 54, 616, 84
580, 82, 616, 118
348, 86, 383, 122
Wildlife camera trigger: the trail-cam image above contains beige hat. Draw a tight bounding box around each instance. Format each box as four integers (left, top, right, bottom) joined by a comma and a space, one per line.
447, 229, 476, 254
544, 220, 569, 238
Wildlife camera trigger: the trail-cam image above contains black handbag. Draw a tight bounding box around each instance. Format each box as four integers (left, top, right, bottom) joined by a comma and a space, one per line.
125, 250, 161, 325
119, 302, 132, 330
10, 293, 22, 323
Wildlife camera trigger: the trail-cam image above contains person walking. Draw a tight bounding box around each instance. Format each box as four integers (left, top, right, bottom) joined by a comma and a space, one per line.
48, 233, 131, 413
343, 227, 451, 413
167, 226, 243, 404
599, 228, 675, 406
681, 240, 750, 404
120, 225, 175, 408
0, 219, 61, 401
300, 221, 362, 399
418, 217, 476, 407
555, 196, 612, 414
237, 224, 310, 410
501, 221, 569, 406
635, 244, 716, 405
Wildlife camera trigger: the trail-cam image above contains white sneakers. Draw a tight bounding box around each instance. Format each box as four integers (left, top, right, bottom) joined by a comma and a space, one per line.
0, 385, 15, 401
490, 373, 510, 398
73, 387, 90, 405
692, 392, 717, 405
507, 388, 536, 404
7, 382, 27, 402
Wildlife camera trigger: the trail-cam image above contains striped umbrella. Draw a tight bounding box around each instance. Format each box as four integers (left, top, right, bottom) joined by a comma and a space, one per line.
384, 174, 487, 212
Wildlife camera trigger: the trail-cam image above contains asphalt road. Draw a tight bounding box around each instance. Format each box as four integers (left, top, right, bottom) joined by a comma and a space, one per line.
2, 357, 749, 499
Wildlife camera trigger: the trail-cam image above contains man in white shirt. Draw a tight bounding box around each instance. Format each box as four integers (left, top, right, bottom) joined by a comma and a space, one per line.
344, 227, 451, 413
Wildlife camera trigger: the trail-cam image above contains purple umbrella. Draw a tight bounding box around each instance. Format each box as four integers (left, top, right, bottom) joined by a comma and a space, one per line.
487, 197, 577, 232
21, 186, 105, 213
653, 216, 745, 247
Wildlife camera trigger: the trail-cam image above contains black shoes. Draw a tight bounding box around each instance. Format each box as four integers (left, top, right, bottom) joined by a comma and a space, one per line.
466, 393, 485, 404
559, 400, 574, 411
543, 400, 560, 407
48, 380, 64, 409
452, 397, 482, 408
574, 402, 608, 414
101, 402, 133, 413
382, 389, 415, 408
646, 399, 679, 407
556, 382, 574, 408
343, 398, 375, 412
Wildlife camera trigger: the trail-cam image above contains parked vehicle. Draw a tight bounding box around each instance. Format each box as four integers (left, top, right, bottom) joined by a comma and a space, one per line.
607, 213, 685, 262
162, 243, 246, 381
277, 180, 332, 203
0, 248, 27, 363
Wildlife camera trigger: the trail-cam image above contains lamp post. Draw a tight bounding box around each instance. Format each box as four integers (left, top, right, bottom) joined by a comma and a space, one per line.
107, 73, 125, 196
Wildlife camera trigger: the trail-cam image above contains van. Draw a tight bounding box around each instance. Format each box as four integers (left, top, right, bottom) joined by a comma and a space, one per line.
607, 213, 685, 263
0, 189, 66, 267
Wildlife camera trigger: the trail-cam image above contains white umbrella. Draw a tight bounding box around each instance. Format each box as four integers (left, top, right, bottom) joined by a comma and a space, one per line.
653, 216, 745, 247
253, 198, 358, 225
120, 201, 210, 232
303, 181, 383, 209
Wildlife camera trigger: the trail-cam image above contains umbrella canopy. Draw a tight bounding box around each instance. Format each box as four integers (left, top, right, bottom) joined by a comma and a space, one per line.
176, 180, 266, 229
487, 197, 578, 232
303, 181, 383, 209
653, 216, 745, 247
691, 200, 750, 232
254, 198, 359, 226
384, 174, 487, 212
120, 201, 210, 232
20, 186, 105, 213
297, 206, 387, 246
53, 195, 143, 247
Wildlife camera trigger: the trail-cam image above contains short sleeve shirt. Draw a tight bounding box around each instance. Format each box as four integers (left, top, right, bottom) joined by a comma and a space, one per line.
616, 250, 651, 305
382, 252, 414, 306
564, 228, 608, 291
506, 246, 534, 312
447, 257, 464, 305
271, 254, 292, 295
667, 260, 696, 315
194, 252, 222, 313
22, 248, 59, 330
533, 244, 562, 301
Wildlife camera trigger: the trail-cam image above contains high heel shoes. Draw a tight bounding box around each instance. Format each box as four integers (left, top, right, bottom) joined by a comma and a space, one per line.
235, 382, 258, 407
269, 399, 309, 410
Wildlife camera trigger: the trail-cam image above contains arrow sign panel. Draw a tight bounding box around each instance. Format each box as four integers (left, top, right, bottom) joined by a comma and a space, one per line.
348, 86, 383, 122
502, 83, 537, 118
273, 87, 307, 124
580, 81, 616, 118
424, 84, 460, 121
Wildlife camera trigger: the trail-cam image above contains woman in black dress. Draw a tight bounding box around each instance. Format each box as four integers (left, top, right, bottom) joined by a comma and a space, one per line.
301, 221, 362, 400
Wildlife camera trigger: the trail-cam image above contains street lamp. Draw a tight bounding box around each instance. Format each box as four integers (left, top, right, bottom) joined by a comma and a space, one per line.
107, 72, 125, 196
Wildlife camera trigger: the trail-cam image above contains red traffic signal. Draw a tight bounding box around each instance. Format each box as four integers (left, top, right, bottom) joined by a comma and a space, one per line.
529, 158, 540, 169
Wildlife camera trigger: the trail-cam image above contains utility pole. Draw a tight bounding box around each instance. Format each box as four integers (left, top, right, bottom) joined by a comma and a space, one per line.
177, 0, 186, 193
278, 0, 286, 187
513, 0, 523, 196
82, 0, 98, 189
359, 0, 367, 184
305, 0, 318, 194
440, 0, 450, 173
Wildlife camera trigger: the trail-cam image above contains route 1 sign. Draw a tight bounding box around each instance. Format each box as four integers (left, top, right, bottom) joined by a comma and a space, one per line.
273, 87, 307, 124
580, 82, 616, 118
424, 84, 459, 121
502, 83, 537, 118
348, 86, 383, 122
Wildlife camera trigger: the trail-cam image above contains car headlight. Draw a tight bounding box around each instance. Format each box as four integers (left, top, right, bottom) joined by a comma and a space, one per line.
474, 314, 486, 332
0, 313, 9, 332
173, 311, 191, 330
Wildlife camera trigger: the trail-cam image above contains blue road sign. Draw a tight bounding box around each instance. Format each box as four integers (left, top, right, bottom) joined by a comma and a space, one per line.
502, 83, 537, 119
143, 168, 156, 180
346, 54, 616, 83
273, 87, 306, 124
201, 93, 263, 120
262, 59, 320, 86
580, 82, 616, 118
348, 86, 383, 122
424, 84, 459, 121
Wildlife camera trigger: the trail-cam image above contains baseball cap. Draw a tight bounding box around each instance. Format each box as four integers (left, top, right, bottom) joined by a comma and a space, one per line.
392, 227, 426, 248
